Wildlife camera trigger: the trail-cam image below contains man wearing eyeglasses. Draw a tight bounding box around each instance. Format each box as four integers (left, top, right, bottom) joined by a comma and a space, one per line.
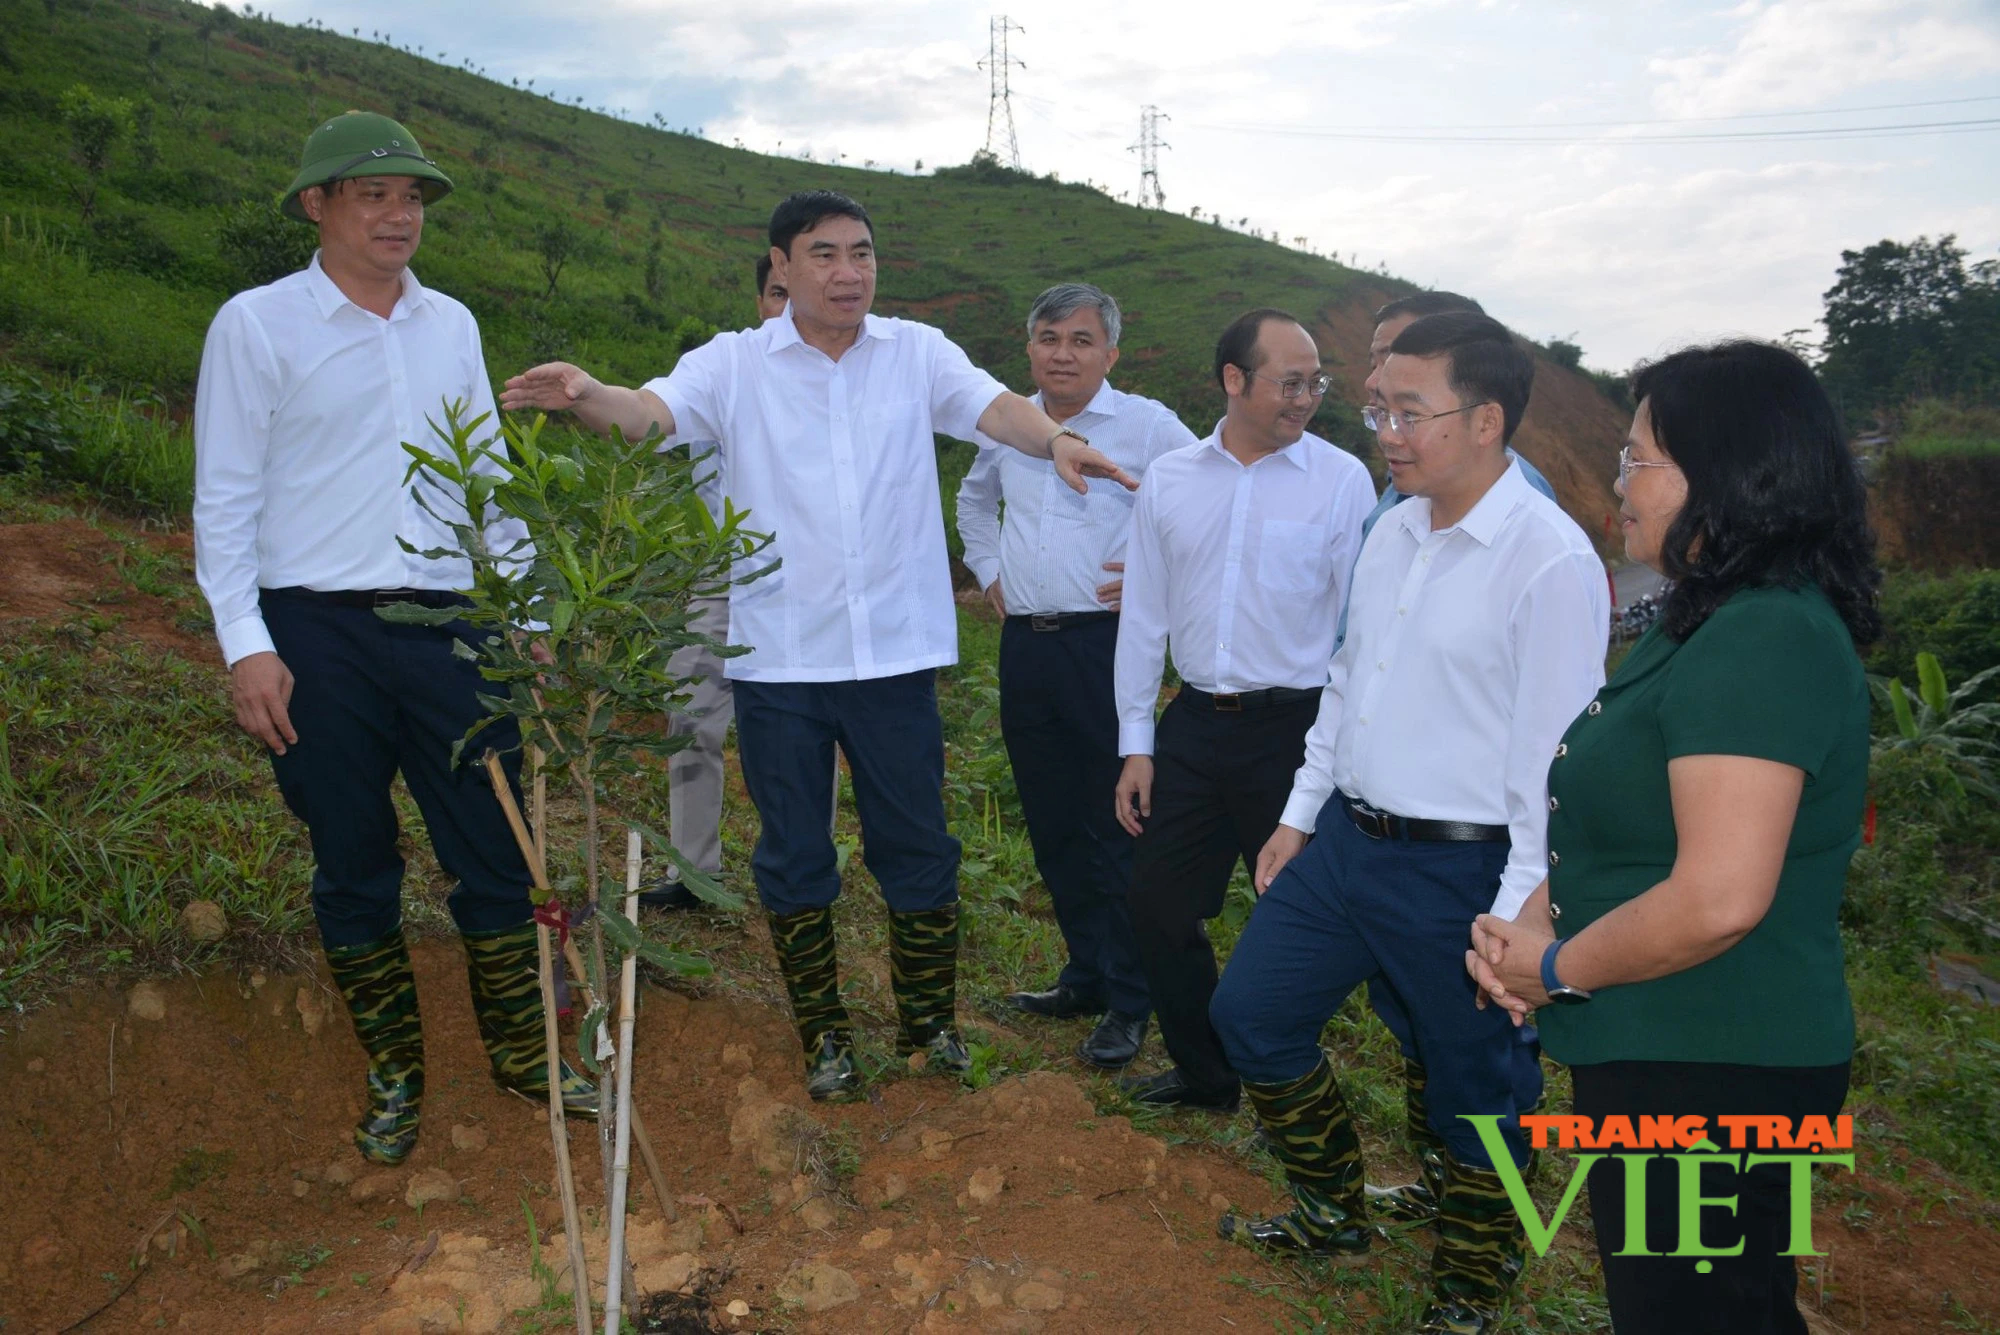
1208, 312, 1608, 1334
1110, 308, 1374, 1111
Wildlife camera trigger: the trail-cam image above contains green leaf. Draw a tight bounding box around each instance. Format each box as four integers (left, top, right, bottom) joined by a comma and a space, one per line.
373, 602, 465, 627
1889, 678, 1920, 741
599, 903, 715, 976
576, 1003, 607, 1076
1916, 652, 1950, 718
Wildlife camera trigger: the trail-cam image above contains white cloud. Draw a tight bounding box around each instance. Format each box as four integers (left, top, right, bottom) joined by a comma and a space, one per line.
1648, 0, 2000, 117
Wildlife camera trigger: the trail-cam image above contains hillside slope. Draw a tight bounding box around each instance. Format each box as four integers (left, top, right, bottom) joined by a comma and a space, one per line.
0, 0, 1626, 553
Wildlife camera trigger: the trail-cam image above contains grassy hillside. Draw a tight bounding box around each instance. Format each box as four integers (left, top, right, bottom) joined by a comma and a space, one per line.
0, 0, 1627, 552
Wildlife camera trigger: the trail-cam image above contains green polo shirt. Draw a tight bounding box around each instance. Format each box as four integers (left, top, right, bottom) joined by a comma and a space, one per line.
1536, 584, 1869, 1068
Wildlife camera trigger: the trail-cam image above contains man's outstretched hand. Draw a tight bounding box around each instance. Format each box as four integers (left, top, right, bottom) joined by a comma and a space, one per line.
500, 362, 598, 414
1053, 435, 1138, 495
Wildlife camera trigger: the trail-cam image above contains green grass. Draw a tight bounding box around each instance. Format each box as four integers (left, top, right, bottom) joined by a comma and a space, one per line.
1899, 400, 2000, 459
0, 0, 1397, 439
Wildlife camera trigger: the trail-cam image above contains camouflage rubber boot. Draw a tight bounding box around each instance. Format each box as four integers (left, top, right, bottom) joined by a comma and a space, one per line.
767, 907, 862, 1102
1417, 1153, 1528, 1334
1218, 1057, 1374, 1261
887, 905, 972, 1077
461, 923, 599, 1120
1368, 1056, 1449, 1222
324, 930, 425, 1165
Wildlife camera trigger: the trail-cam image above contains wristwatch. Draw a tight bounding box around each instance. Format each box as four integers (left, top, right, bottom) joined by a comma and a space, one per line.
1539, 939, 1593, 1005
1047, 425, 1091, 454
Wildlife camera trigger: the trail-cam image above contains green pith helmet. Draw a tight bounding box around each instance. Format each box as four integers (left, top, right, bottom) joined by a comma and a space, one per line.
280, 111, 454, 222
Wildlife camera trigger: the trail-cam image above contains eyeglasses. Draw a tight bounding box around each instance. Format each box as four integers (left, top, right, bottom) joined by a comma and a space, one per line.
1242, 370, 1333, 400
1618, 445, 1680, 484
1361, 402, 1491, 437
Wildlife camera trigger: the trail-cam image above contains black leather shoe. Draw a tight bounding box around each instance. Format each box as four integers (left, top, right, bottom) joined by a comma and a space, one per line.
1005, 983, 1106, 1020
1076, 1012, 1147, 1069
1118, 1067, 1239, 1112
637, 877, 698, 911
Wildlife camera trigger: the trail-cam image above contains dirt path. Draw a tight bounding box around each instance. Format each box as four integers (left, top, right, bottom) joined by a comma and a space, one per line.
0, 518, 213, 659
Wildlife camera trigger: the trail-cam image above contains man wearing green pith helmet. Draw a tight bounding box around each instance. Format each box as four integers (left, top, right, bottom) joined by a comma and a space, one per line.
191, 111, 596, 1164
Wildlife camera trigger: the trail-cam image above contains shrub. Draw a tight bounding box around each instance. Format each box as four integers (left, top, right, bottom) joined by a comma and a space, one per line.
0, 366, 83, 471
1868, 568, 2000, 691
216, 197, 315, 289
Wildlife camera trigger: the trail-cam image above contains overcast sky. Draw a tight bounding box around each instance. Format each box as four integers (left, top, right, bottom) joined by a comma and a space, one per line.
265, 0, 2000, 369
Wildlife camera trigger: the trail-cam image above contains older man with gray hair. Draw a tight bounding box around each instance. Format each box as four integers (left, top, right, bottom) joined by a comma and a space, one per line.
957, 282, 1197, 1068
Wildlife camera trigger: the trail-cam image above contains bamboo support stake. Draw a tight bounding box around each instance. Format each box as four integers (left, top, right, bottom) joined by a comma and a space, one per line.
483, 751, 592, 1335
563, 936, 676, 1223
601, 828, 644, 1335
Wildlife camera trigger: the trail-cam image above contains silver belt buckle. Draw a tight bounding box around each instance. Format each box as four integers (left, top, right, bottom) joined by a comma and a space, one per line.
1030, 613, 1062, 632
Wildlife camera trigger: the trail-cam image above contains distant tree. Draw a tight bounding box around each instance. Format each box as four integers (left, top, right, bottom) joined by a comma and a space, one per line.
535, 216, 578, 298
643, 239, 665, 302
602, 187, 630, 221
217, 198, 316, 289
1544, 337, 1584, 370
59, 84, 135, 221
1819, 235, 2000, 416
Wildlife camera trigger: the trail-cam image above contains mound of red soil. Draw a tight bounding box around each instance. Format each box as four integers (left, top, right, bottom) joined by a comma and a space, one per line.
0, 944, 1304, 1333
0, 519, 212, 659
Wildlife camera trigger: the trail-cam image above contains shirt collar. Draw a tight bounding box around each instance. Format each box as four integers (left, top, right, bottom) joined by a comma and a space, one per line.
1202, 417, 1312, 471
1032, 379, 1120, 423
305, 251, 429, 322
763, 305, 896, 355
1394, 456, 1529, 547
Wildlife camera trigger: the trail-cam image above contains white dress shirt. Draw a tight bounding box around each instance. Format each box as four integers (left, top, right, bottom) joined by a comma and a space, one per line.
646, 310, 1006, 683
1280, 460, 1610, 918
955, 381, 1197, 616
193, 254, 524, 668
1114, 427, 1375, 756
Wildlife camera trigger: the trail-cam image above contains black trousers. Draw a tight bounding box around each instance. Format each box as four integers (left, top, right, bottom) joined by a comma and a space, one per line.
1570, 1058, 1852, 1335
999, 616, 1148, 1016
732, 670, 959, 915
260, 589, 534, 949
1127, 690, 1318, 1096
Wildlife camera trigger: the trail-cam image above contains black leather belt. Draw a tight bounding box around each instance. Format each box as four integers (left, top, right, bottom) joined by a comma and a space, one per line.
1179, 684, 1321, 712
1342, 792, 1509, 843
264, 586, 469, 610
1009, 611, 1119, 632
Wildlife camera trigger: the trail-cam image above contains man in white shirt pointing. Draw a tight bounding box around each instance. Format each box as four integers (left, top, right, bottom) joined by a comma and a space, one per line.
1111, 309, 1374, 1111
192, 112, 595, 1168
956, 283, 1197, 1070
1208, 312, 1609, 1335
501, 191, 1136, 1102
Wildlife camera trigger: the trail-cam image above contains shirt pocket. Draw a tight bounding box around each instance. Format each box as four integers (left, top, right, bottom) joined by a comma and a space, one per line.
1256, 519, 1328, 594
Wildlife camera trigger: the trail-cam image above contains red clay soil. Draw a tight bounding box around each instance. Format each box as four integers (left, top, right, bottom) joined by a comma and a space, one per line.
0, 520, 213, 660
3, 945, 1996, 1334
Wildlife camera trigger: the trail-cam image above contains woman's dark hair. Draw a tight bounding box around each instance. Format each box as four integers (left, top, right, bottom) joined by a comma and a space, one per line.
1633, 340, 1881, 645
768, 190, 873, 257
1214, 307, 1300, 390
1389, 311, 1535, 443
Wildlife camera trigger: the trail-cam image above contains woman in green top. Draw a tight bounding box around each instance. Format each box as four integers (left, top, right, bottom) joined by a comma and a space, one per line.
1466, 340, 1879, 1334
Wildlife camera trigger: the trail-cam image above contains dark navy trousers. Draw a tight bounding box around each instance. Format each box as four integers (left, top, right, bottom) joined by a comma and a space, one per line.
998, 616, 1148, 1017
260, 589, 534, 949
1210, 793, 1541, 1171
732, 670, 959, 914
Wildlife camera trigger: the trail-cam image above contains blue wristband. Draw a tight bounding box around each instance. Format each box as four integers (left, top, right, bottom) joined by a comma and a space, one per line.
1539, 939, 1566, 995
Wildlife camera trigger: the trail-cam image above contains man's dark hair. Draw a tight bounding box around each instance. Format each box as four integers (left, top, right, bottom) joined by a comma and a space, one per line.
768, 190, 873, 258
754, 253, 773, 295
1632, 341, 1880, 646
1374, 290, 1485, 324
1214, 307, 1302, 390
1388, 312, 1534, 443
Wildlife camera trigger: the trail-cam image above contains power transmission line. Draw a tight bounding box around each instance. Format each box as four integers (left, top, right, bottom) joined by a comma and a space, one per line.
1130, 105, 1169, 208
977, 15, 1025, 170
1181, 115, 2000, 146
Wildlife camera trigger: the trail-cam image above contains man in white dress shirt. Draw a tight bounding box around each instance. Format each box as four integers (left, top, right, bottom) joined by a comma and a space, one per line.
639, 255, 793, 912
500, 191, 1136, 1102
1110, 309, 1374, 1111
956, 283, 1197, 1070
1208, 312, 1609, 1335
192, 112, 594, 1167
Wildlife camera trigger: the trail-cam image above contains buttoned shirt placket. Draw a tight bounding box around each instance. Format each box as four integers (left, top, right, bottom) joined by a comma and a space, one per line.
1348, 525, 1449, 781
378, 303, 427, 588
1211, 453, 1261, 692
821, 351, 875, 675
